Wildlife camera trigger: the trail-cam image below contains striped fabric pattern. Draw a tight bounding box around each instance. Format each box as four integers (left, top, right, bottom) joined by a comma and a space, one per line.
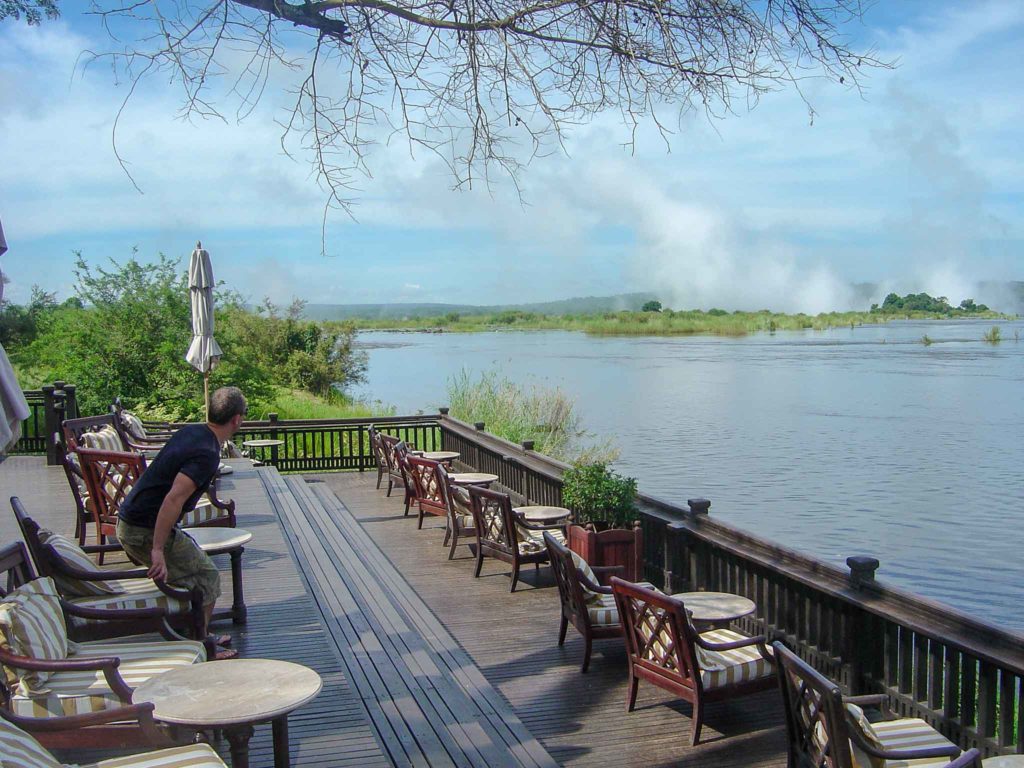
589, 582, 659, 626
844, 702, 886, 768
121, 412, 148, 440
80, 743, 228, 768
180, 498, 229, 526
0, 578, 69, 692
569, 550, 601, 602
80, 426, 123, 452
871, 718, 959, 768
455, 513, 475, 529
37, 530, 117, 596
696, 628, 774, 689
517, 526, 565, 554
9, 638, 205, 718
0, 715, 63, 768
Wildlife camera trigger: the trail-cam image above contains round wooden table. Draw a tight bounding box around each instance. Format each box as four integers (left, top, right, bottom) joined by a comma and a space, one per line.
183, 527, 253, 625
670, 591, 756, 627
983, 757, 1024, 767
449, 472, 499, 486
243, 439, 284, 466
134, 659, 322, 768
420, 450, 460, 463
514, 505, 572, 524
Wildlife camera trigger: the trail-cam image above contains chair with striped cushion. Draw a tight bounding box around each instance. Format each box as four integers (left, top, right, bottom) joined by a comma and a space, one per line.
0, 707, 227, 765
12, 502, 206, 643
111, 399, 177, 453
467, 486, 567, 592
611, 577, 776, 745
407, 455, 449, 531
442, 474, 477, 561
773, 641, 982, 768
0, 577, 207, 742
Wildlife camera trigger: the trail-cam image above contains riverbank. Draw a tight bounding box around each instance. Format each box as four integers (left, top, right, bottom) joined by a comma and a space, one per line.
347, 308, 1013, 336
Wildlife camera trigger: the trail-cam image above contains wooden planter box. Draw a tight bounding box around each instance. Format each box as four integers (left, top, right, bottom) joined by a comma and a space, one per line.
567, 523, 643, 584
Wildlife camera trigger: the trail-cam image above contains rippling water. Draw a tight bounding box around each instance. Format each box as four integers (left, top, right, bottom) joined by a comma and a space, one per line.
354, 320, 1024, 630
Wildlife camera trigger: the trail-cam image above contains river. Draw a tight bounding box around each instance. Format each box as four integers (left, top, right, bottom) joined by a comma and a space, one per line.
353, 319, 1024, 630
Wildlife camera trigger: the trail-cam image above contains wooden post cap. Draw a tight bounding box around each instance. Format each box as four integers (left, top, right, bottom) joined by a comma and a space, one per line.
847, 556, 880, 586
474, 421, 485, 431
687, 498, 711, 514
521, 440, 534, 451
438, 407, 450, 415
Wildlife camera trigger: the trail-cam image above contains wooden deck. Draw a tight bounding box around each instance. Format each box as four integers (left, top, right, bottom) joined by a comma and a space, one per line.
317, 472, 788, 768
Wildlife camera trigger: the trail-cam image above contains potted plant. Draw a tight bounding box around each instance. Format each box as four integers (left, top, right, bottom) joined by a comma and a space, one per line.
560, 462, 643, 582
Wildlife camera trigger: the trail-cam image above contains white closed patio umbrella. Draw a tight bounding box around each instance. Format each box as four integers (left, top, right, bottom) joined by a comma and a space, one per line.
184, 241, 223, 419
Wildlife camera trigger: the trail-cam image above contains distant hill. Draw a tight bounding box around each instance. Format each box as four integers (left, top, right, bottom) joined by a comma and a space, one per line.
303, 292, 659, 320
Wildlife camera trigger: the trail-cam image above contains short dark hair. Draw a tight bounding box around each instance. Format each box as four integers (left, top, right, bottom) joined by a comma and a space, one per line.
208, 386, 247, 425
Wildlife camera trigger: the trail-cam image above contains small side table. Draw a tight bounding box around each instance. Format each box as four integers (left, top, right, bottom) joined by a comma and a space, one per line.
134, 659, 322, 768
514, 506, 572, 525
184, 527, 253, 625
420, 450, 460, 464
243, 439, 284, 466
671, 591, 756, 628
449, 472, 499, 487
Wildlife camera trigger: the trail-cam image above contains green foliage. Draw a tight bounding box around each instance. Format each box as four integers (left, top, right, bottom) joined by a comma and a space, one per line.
921, 335, 933, 346
10, 251, 368, 420
983, 326, 1002, 344
445, 370, 617, 464
0, 0, 58, 25
641, 300, 662, 313
874, 292, 991, 316
707, 308, 728, 316
561, 462, 638, 529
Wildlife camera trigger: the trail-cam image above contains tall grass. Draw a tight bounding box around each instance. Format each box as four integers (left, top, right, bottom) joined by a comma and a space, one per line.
445, 370, 617, 463
258, 388, 394, 421
983, 326, 1002, 344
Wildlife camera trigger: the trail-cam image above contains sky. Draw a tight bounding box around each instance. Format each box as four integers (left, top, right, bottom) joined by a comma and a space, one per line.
0, 1, 1021, 313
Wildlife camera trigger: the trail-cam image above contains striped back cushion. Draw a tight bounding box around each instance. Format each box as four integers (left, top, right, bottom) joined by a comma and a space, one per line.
568, 549, 602, 602
0, 577, 69, 691
122, 411, 147, 439
37, 530, 117, 596
80, 426, 123, 452
0, 715, 62, 768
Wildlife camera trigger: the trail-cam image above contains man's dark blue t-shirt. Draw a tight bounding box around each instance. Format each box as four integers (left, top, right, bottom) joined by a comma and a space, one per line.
118, 423, 220, 529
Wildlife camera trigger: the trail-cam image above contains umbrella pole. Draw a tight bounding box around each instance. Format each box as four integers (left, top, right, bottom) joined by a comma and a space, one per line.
204, 370, 210, 422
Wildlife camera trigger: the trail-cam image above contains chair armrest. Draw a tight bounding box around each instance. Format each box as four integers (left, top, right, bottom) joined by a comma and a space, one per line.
945, 749, 982, 768
60, 600, 169, 622
49, 556, 148, 582
576, 570, 613, 595
855, 736, 960, 763
204, 485, 237, 521
590, 564, 626, 575
153, 580, 198, 602
80, 543, 128, 555
3, 701, 160, 732
843, 693, 890, 712
0, 647, 117, 674
696, 633, 771, 657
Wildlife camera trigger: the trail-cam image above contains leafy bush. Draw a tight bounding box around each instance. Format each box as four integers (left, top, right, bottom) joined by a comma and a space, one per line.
561, 462, 637, 528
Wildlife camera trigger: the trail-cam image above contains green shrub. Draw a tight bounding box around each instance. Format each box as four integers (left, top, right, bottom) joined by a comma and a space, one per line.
561, 462, 637, 529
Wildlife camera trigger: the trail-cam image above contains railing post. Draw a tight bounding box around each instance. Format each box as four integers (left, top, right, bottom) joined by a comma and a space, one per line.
269, 412, 280, 466
664, 521, 689, 593
41, 384, 57, 465
438, 408, 449, 451
686, 499, 712, 588
63, 384, 78, 420
473, 422, 485, 470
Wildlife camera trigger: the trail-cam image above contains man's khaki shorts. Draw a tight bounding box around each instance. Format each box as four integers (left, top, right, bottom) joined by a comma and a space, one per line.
117, 520, 222, 607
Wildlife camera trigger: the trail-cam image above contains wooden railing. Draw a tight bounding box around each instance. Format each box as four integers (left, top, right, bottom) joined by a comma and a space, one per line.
10, 382, 79, 463
25, 390, 1024, 757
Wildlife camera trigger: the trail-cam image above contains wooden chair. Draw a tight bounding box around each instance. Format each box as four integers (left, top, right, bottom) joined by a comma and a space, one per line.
369, 426, 388, 490
12, 499, 206, 642
467, 486, 566, 592
111, 397, 176, 453
543, 531, 628, 672
1, 714, 224, 767
54, 435, 93, 548
406, 455, 449, 530
387, 439, 418, 516
442, 474, 477, 560
773, 641, 982, 768
610, 577, 776, 745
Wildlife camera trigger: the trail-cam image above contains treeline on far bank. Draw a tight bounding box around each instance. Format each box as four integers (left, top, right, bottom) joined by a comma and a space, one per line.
347, 292, 1010, 337
0, 253, 388, 421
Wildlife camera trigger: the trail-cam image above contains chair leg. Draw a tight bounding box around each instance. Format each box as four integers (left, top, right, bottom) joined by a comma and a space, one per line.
417, 507, 425, 529
474, 551, 484, 578
404, 493, 412, 516
442, 524, 451, 546
690, 699, 704, 746
376, 468, 383, 489
447, 530, 459, 560
557, 615, 568, 646
626, 672, 639, 712
581, 637, 593, 673
510, 563, 520, 593
386, 479, 393, 497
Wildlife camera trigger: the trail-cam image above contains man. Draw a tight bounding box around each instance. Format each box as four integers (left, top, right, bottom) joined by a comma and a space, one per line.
117, 386, 246, 657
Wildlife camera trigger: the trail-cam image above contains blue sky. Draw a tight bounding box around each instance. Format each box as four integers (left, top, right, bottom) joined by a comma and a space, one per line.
0, 1, 1021, 312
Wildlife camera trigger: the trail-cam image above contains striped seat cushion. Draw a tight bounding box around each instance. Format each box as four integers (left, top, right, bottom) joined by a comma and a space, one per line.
80, 426, 123, 452
121, 412, 147, 440
588, 581, 659, 626
0, 578, 69, 692
696, 628, 775, 689
81, 743, 227, 768
871, 717, 959, 768
8, 638, 205, 719
517, 526, 565, 554
66, 581, 192, 630
38, 530, 117, 596
180, 498, 230, 526
0, 715, 62, 768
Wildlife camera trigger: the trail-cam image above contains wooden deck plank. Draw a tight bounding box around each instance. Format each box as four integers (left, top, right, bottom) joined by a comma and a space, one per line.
265, 468, 556, 768
318, 471, 790, 768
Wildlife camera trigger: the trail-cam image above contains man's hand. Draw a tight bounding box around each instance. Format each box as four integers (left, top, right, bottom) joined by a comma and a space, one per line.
149, 547, 168, 581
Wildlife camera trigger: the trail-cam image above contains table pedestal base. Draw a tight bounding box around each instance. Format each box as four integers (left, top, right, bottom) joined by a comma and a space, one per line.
226, 723, 254, 768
